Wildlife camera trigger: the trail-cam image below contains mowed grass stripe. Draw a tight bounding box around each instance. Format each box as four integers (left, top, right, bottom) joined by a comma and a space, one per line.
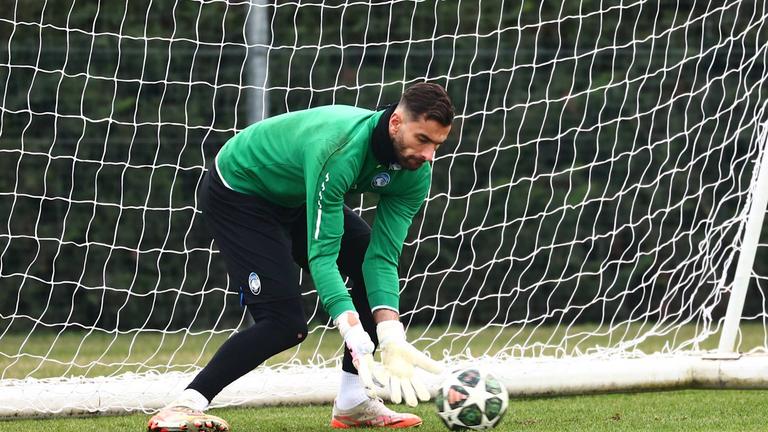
3, 389, 768, 431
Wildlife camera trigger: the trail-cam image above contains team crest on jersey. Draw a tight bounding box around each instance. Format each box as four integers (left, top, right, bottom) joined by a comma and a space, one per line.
372, 172, 391, 188
248, 272, 261, 295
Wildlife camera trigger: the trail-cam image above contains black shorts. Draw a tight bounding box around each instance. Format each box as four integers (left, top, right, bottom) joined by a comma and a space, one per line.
199, 164, 371, 305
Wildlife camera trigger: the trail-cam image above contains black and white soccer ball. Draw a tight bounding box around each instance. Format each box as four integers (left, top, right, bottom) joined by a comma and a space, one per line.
435, 368, 509, 430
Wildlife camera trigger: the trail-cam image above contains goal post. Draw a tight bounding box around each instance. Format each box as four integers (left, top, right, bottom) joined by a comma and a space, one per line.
718, 121, 768, 354
1, 0, 768, 418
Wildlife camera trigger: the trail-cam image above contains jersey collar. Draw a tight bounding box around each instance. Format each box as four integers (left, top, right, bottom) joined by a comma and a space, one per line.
371, 103, 400, 167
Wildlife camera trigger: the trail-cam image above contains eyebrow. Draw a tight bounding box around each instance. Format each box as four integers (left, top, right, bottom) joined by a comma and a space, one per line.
418, 133, 444, 144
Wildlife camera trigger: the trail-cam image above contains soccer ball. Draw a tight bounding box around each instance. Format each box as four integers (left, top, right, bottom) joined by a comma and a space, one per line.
435, 368, 509, 430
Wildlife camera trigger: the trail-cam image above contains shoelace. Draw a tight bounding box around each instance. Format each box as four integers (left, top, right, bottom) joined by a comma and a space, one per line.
167, 406, 203, 416
363, 397, 395, 417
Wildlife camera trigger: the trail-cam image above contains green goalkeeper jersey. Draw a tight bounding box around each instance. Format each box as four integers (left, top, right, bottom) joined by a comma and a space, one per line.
215, 105, 430, 320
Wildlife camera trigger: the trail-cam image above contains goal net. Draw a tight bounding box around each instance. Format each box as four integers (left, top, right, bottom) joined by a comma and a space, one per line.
1, 0, 767, 416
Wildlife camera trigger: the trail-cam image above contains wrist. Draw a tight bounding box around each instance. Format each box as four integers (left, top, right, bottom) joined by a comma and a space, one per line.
336, 311, 374, 356
334, 310, 361, 339
372, 307, 399, 323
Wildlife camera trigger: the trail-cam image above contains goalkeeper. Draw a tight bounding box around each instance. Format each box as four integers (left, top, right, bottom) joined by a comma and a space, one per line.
148, 83, 454, 431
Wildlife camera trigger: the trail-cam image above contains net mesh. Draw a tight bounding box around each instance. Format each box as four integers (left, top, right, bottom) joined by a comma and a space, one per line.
0, 0, 767, 414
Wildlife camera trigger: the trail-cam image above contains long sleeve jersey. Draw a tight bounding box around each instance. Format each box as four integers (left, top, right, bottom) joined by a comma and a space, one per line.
214, 105, 431, 319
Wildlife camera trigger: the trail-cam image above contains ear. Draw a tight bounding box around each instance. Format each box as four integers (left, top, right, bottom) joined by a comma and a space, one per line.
389, 111, 402, 134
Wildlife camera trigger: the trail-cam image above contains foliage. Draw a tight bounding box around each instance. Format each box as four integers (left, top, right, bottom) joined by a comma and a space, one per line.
0, 0, 766, 332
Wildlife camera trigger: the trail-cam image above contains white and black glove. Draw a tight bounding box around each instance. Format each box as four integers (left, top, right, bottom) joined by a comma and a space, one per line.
375, 320, 444, 407
334, 311, 379, 392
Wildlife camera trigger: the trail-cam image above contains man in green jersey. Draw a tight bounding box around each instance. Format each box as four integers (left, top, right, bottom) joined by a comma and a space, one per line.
147, 83, 454, 431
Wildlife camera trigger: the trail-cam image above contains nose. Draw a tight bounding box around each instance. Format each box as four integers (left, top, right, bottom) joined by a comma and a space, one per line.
421, 146, 435, 162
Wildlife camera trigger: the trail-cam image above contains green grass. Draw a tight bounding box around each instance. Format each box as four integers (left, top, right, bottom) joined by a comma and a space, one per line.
2, 323, 766, 379
1, 323, 767, 430
2, 389, 768, 431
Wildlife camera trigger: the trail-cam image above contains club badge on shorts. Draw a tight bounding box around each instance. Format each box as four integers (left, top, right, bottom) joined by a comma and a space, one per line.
372, 172, 391, 188
248, 272, 261, 295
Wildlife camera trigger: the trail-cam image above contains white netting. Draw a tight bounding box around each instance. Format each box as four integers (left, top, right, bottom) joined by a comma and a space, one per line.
0, 0, 767, 416
753, 208, 768, 349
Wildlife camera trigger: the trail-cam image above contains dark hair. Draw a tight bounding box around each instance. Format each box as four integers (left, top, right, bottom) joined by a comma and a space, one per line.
399, 82, 454, 126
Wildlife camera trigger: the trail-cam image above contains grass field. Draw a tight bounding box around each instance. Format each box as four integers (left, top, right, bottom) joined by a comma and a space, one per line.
1, 323, 767, 431
2, 323, 766, 379
3, 389, 768, 431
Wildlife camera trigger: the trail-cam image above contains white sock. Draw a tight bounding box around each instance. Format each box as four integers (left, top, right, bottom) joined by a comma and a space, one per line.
170, 388, 210, 411
336, 371, 370, 410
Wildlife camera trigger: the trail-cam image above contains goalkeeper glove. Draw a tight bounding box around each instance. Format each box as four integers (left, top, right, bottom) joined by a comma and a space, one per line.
375, 320, 444, 407
334, 311, 379, 392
